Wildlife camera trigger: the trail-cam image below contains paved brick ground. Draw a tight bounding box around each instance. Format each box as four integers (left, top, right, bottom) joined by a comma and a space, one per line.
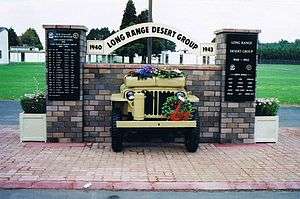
0, 126, 299, 191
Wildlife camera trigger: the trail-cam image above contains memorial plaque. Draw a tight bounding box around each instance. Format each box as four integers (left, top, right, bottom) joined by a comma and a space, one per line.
225, 33, 258, 102
46, 29, 81, 101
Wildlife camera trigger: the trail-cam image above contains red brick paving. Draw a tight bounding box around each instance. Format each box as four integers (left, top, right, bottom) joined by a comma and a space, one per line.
0, 126, 299, 191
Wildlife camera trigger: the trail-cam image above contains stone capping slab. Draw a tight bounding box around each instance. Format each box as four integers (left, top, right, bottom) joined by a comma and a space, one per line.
0, 180, 299, 191
43, 25, 88, 32
214, 29, 261, 34
85, 64, 222, 71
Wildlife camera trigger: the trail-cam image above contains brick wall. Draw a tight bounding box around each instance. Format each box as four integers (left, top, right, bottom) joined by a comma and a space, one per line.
83, 64, 222, 143
45, 26, 87, 142
45, 27, 260, 144
215, 29, 260, 143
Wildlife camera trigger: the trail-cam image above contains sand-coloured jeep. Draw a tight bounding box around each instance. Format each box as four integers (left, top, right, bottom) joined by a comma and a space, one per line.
110, 66, 200, 152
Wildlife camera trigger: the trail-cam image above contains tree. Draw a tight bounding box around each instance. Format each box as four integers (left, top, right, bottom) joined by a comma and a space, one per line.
117, 0, 141, 63
20, 28, 43, 50
120, 0, 137, 30
87, 27, 112, 40
8, 28, 20, 47
136, 9, 176, 63
258, 39, 300, 63
116, 1, 176, 63
294, 39, 300, 44
279, 39, 289, 44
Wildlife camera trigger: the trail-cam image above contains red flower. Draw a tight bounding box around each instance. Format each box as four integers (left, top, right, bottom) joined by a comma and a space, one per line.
170, 102, 191, 121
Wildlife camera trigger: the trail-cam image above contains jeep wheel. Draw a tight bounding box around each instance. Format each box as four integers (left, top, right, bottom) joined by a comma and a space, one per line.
185, 113, 200, 152
111, 111, 123, 152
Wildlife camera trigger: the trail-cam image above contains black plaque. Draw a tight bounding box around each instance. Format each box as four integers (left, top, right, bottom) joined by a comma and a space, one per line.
46, 29, 81, 101
225, 34, 258, 102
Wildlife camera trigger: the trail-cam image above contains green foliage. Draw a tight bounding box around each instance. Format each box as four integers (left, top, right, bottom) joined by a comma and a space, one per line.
20, 28, 43, 50
120, 0, 137, 30
255, 98, 280, 116
87, 27, 113, 40
137, 9, 148, 24
20, 72, 46, 113
117, 1, 139, 62
258, 39, 300, 61
20, 93, 46, 113
116, 1, 176, 63
162, 96, 194, 119
8, 28, 20, 47
135, 9, 176, 63
156, 68, 185, 78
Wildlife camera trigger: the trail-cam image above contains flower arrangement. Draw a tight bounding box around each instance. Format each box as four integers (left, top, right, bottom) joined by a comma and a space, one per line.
128, 65, 158, 79
156, 68, 185, 79
162, 96, 194, 121
20, 77, 46, 114
127, 65, 185, 79
255, 98, 280, 116
20, 92, 46, 114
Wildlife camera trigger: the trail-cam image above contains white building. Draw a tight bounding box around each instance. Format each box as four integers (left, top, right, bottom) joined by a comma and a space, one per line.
161, 50, 215, 65
86, 50, 215, 65
10, 46, 45, 63
86, 54, 129, 64
0, 27, 9, 65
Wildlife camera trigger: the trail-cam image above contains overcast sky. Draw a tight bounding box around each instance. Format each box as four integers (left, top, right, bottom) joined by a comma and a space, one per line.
1, 0, 300, 48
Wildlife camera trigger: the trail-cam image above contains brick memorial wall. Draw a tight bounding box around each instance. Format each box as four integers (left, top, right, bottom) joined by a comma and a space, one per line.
215, 29, 261, 143
44, 25, 87, 142
44, 26, 260, 144
83, 64, 222, 143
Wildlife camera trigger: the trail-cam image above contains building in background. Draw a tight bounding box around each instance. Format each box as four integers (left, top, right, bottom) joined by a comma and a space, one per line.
161, 49, 215, 65
87, 54, 129, 64
0, 27, 9, 65
86, 50, 215, 65
10, 46, 45, 63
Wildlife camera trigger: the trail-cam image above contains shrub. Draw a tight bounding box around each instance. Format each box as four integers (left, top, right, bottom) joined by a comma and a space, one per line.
156, 68, 185, 78
20, 93, 46, 113
255, 98, 280, 116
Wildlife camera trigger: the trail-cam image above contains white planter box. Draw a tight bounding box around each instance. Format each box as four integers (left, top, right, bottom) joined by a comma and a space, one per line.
19, 113, 46, 142
155, 77, 186, 87
125, 76, 155, 87
254, 115, 279, 143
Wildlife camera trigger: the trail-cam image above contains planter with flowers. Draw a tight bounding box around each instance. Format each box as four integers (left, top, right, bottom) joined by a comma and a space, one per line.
19, 92, 46, 142
156, 68, 186, 87
254, 98, 280, 143
125, 65, 157, 87
125, 65, 186, 87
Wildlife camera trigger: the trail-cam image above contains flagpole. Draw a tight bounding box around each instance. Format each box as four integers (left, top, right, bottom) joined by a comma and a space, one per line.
147, 0, 153, 64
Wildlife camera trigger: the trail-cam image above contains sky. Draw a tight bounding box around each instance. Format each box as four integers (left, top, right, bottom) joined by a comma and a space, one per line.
1, 0, 300, 48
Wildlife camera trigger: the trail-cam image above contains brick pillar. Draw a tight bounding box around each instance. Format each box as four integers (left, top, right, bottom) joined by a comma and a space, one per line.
215, 29, 260, 143
43, 25, 87, 142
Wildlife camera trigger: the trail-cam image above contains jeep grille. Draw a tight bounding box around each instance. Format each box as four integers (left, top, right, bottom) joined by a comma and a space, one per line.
144, 91, 175, 117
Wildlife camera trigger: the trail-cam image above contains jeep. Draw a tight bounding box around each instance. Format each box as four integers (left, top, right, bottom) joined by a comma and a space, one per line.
110, 68, 199, 152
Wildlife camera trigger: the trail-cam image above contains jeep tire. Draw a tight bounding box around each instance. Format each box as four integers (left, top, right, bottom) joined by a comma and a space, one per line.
111, 111, 123, 152
184, 113, 200, 152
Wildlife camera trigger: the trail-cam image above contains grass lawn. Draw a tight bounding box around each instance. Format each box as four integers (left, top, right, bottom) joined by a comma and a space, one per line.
0, 63, 299, 105
256, 64, 300, 105
0, 63, 46, 100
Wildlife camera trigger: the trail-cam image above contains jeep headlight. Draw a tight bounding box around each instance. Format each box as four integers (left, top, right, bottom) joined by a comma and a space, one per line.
176, 91, 186, 102
125, 91, 135, 101
176, 91, 186, 98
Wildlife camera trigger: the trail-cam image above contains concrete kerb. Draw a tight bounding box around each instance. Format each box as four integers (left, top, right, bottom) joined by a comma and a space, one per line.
0, 180, 299, 191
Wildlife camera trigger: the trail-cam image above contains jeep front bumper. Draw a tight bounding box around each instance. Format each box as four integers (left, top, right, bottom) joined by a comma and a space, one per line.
116, 121, 196, 128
